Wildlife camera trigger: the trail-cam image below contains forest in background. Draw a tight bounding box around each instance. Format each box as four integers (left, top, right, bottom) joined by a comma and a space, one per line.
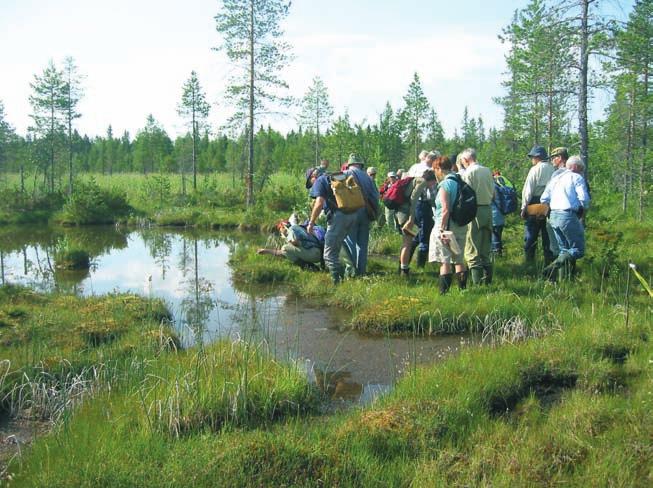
0, 0, 651, 220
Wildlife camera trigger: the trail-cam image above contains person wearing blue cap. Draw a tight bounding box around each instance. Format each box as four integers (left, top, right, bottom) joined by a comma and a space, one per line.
520, 145, 555, 264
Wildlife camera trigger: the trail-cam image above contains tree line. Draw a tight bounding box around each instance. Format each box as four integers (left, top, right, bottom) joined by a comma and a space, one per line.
0, 0, 651, 219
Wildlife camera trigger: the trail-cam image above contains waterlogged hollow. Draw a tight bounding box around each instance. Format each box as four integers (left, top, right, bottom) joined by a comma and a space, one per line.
0, 225, 467, 404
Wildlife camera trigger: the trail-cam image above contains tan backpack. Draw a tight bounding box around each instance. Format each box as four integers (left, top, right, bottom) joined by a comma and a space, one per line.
329, 173, 365, 213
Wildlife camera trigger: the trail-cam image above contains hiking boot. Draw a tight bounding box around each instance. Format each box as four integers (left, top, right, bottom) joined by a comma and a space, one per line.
439, 274, 453, 295
482, 265, 493, 285
416, 250, 428, 268
456, 271, 468, 290
329, 268, 344, 285
470, 267, 484, 286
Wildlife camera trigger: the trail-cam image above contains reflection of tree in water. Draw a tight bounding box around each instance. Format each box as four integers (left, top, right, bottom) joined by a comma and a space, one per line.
179, 238, 216, 345
141, 229, 172, 279
0, 225, 128, 258
53, 268, 91, 294
0, 225, 130, 293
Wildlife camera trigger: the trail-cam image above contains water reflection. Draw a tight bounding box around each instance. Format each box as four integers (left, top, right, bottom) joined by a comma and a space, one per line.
0, 225, 469, 404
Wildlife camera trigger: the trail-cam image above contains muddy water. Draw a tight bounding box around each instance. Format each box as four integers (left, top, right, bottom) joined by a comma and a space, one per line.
0, 225, 469, 405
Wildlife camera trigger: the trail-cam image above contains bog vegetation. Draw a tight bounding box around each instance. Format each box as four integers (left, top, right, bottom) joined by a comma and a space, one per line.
0, 0, 652, 486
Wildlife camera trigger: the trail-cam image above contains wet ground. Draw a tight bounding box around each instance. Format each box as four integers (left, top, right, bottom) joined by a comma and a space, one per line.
0, 225, 470, 405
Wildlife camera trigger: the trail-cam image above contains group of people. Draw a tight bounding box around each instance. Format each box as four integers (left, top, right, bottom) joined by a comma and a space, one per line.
258, 145, 590, 290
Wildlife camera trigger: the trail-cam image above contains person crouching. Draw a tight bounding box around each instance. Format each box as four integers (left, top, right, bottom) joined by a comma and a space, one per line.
257, 220, 323, 269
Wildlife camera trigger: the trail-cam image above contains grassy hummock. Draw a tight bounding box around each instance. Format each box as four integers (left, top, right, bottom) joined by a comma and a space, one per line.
6, 298, 652, 487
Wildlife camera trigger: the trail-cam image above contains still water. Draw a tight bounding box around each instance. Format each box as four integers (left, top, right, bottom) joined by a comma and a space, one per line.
0, 225, 467, 405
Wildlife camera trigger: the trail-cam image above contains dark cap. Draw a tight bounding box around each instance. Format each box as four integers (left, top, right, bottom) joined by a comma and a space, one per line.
550, 147, 569, 159
304, 167, 322, 189
527, 145, 548, 160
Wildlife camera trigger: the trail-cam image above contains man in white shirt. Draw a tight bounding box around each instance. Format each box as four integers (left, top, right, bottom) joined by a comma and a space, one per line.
540, 155, 590, 281
407, 150, 431, 177
520, 145, 555, 264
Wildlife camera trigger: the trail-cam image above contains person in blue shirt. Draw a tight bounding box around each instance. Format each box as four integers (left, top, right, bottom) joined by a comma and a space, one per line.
490, 171, 514, 257
307, 154, 378, 283
540, 155, 591, 281
344, 156, 379, 276
257, 221, 323, 268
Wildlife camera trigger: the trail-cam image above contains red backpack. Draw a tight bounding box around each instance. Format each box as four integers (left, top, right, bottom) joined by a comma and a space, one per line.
382, 177, 414, 210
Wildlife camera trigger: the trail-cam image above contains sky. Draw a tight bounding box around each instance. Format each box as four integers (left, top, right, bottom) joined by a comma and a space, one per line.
0, 0, 635, 140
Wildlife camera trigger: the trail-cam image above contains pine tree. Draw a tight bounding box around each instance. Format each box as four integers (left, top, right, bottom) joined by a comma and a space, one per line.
299, 76, 334, 165
425, 108, 445, 151
133, 115, 173, 174
215, 0, 292, 206
62, 57, 83, 193
178, 71, 211, 191
0, 101, 15, 180
497, 0, 575, 157
375, 102, 404, 170
29, 60, 67, 192
400, 72, 430, 164
613, 0, 653, 219
323, 112, 355, 166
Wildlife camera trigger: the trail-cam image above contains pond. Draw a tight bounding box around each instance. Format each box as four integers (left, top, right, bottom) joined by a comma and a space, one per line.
0, 225, 469, 405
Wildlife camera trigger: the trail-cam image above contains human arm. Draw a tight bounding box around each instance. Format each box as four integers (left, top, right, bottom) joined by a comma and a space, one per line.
306, 197, 325, 235
521, 167, 536, 210
438, 188, 451, 242
575, 174, 590, 211
409, 179, 427, 221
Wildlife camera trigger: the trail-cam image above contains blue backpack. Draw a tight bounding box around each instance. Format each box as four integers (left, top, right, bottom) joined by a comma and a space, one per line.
300, 221, 326, 248
494, 175, 518, 215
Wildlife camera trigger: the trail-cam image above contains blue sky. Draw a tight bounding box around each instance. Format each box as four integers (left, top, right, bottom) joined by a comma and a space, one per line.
0, 0, 635, 139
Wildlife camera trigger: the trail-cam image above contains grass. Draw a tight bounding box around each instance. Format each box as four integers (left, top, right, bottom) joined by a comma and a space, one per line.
231, 221, 652, 340
6, 301, 652, 487
1, 177, 653, 485
0, 172, 307, 230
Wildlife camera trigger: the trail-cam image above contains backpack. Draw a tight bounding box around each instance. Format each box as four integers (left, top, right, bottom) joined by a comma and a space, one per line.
301, 221, 326, 247
494, 175, 517, 215
329, 173, 365, 213
449, 173, 477, 226
382, 177, 414, 210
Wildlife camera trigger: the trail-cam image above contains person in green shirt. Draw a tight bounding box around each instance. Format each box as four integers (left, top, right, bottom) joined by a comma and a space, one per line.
459, 148, 495, 285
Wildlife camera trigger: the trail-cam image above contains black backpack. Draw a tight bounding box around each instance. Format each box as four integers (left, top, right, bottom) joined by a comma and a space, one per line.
449, 173, 477, 226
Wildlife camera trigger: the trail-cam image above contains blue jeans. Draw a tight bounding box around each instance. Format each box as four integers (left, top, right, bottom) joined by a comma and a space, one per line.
413, 200, 434, 252
549, 210, 585, 260
491, 225, 504, 253
524, 216, 554, 262
344, 207, 371, 275
324, 210, 358, 281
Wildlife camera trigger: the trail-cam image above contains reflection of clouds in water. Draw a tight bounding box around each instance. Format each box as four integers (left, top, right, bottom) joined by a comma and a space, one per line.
3, 227, 470, 408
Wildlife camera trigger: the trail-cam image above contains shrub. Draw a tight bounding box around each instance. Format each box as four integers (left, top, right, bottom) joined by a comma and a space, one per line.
58, 179, 132, 225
